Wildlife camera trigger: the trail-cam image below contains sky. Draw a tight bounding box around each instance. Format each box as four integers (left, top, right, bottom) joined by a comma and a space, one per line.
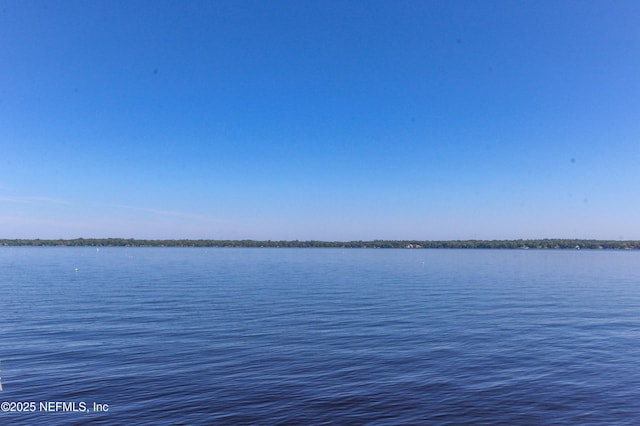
1, 0, 639, 240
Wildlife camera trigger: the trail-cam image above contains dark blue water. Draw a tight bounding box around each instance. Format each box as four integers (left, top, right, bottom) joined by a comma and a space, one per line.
1, 248, 639, 424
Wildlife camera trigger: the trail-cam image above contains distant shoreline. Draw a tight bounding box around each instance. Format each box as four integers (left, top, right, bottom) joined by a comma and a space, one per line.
1, 238, 638, 250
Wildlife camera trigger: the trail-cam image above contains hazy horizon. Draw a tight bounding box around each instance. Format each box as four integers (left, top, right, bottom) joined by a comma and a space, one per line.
2, 1, 639, 240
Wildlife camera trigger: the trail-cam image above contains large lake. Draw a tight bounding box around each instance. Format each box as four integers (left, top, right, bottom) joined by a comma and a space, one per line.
1, 247, 639, 424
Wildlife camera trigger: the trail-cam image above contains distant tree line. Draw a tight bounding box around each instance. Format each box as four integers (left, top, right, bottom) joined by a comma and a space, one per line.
0, 238, 638, 249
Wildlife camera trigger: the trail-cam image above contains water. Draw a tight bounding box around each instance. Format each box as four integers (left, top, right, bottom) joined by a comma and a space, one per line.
1, 247, 639, 425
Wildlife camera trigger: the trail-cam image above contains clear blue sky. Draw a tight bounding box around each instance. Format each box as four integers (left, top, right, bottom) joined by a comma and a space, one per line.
1, 0, 639, 240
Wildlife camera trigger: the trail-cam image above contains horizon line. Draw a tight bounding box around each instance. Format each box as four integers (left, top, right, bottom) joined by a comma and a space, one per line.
1, 237, 639, 250
1, 238, 639, 242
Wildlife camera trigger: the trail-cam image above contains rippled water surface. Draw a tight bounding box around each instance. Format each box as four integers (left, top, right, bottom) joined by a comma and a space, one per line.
1, 247, 639, 424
